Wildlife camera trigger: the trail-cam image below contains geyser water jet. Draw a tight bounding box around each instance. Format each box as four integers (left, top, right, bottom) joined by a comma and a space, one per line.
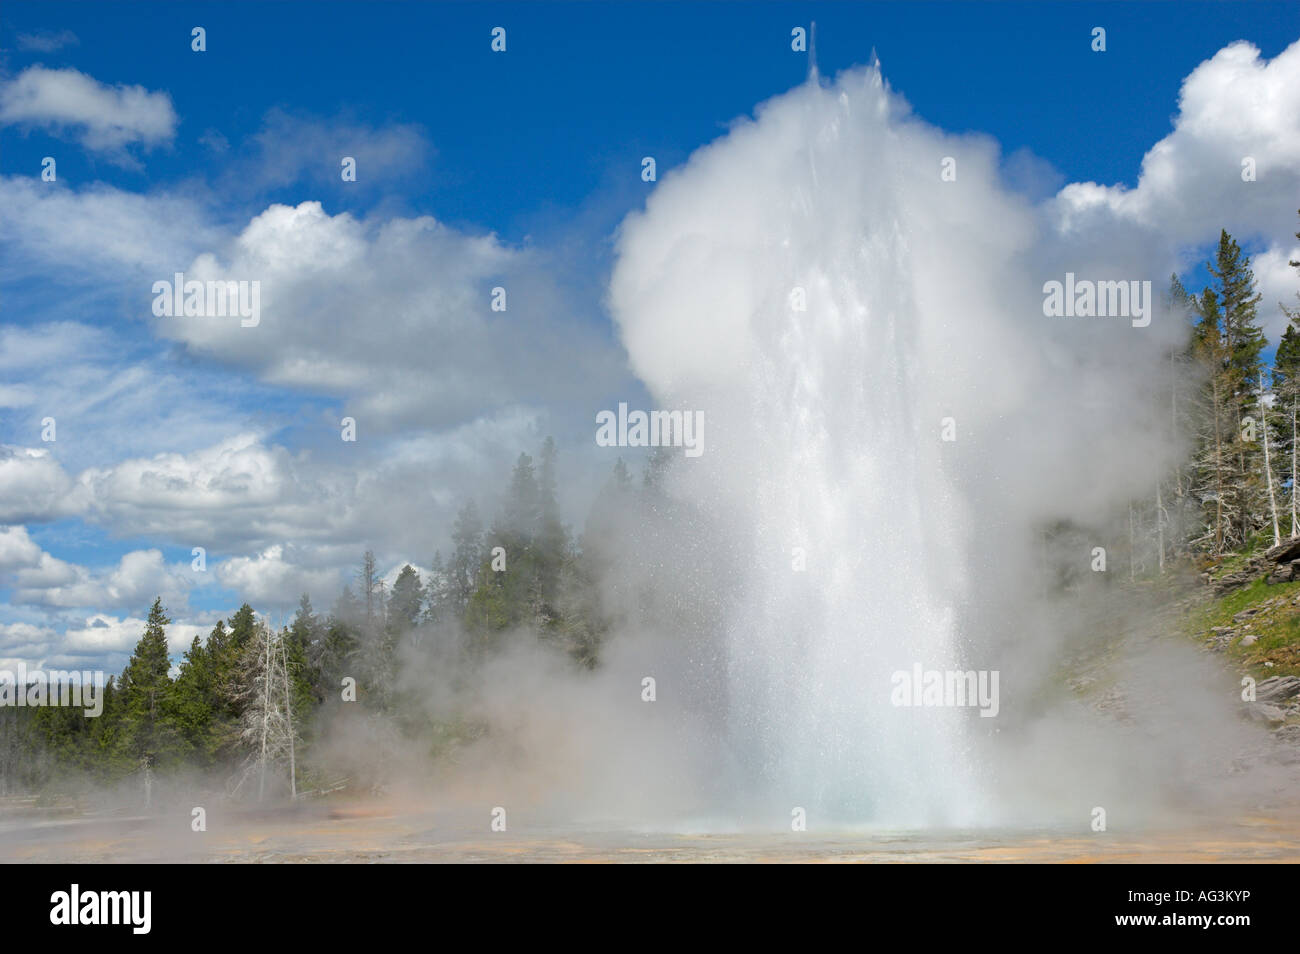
610, 67, 1013, 826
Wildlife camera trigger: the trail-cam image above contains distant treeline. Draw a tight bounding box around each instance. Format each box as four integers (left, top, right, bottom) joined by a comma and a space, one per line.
0, 437, 680, 799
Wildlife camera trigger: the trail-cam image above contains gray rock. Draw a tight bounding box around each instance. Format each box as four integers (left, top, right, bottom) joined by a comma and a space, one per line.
1240, 634, 1259, 647
1245, 702, 1288, 724
1256, 675, 1300, 704
1273, 723, 1300, 742
1267, 539, 1300, 563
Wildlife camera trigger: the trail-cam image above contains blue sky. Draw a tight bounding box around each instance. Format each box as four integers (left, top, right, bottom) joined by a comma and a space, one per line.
1, 1, 1298, 673
5, 2, 1296, 231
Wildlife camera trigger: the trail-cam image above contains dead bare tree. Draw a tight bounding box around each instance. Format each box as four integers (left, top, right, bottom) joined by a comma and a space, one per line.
232, 620, 300, 801
1261, 372, 1282, 548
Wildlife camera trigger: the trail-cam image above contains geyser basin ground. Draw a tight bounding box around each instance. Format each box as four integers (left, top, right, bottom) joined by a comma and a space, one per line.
4, 800, 1299, 863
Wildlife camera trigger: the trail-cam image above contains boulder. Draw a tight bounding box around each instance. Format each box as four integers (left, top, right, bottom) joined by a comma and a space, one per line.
1266, 539, 1300, 564
1244, 702, 1288, 724
1256, 675, 1300, 704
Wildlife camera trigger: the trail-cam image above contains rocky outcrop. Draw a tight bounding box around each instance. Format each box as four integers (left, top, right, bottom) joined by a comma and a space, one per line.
1266, 539, 1300, 564
1213, 554, 1269, 592
1263, 540, 1300, 583
1244, 702, 1288, 724
1256, 675, 1300, 704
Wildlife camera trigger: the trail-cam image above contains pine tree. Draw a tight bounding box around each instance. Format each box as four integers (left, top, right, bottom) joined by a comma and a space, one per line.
168, 635, 216, 763
424, 551, 452, 625
448, 502, 484, 617
288, 594, 324, 716
388, 565, 424, 632
1189, 233, 1269, 553
1212, 229, 1266, 410
536, 437, 569, 612
208, 606, 258, 758
358, 551, 381, 632
1191, 287, 1236, 553
116, 598, 179, 775
319, 596, 361, 702
501, 453, 540, 540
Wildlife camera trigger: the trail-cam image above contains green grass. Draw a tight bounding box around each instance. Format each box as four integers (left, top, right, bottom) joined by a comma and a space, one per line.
1185, 574, 1300, 677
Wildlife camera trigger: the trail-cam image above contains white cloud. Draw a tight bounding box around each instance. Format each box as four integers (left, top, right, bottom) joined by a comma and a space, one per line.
216, 544, 341, 610
228, 109, 432, 191
0, 177, 217, 278
0, 66, 176, 158
0, 605, 206, 673
1050, 39, 1300, 333
155, 200, 624, 431
76, 433, 306, 542
61, 612, 203, 657
0, 526, 43, 571
0, 447, 76, 522
1054, 41, 1300, 237
0, 527, 194, 613
16, 30, 79, 53
1256, 243, 1300, 339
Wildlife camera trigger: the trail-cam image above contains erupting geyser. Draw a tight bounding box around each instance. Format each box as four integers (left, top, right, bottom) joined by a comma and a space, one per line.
609, 65, 1030, 826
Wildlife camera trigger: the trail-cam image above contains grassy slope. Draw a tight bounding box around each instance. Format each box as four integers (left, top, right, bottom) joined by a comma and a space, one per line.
1186, 574, 1300, 677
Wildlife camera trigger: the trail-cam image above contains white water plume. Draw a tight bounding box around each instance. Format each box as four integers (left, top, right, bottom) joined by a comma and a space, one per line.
608, 64, 1191, 826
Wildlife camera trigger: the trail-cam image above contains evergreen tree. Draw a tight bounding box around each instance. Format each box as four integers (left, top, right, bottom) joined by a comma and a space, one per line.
448, 503, 484, 616
116, 598, 179, 771
358, 551, 382, 632
168, 634, 217, 764
424, 551, 452, 625
1191, 287, 1237, 553
1212, 230, 1266, 407
500, 453, 540, 542
536, 437, 569, 609
288, 594, 325, 713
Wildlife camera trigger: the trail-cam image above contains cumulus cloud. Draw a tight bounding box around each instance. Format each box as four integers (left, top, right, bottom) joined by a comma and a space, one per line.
0, 525, 193, 613
76, 433, 306, 541
0, 525, 43, 571
12, 548, 194, 612
216, 544, 341, 610
1256, 242, 1300, 339
61, 612, 204, 660
0, 620, 59, 671
1050, 39, 1300, 332
0, 66, 176, 159
0, 447, 76, 522
154, 200, 625, 431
